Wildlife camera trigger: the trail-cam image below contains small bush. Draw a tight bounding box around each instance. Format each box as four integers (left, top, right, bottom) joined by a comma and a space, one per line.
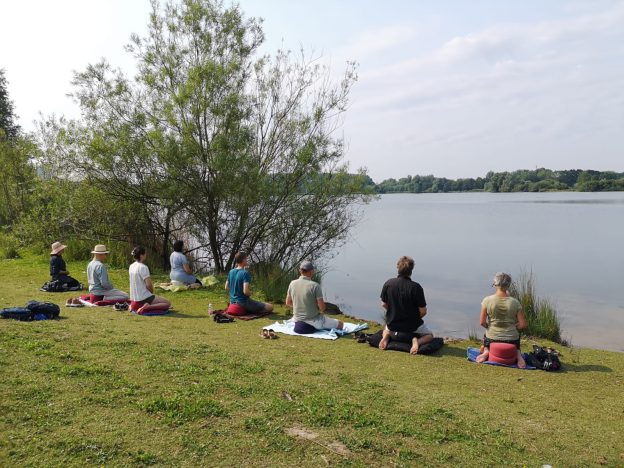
0, 232, 21, 259
510, 271, 562, 343
250, 262, 297, 303
250, 261, 323, 303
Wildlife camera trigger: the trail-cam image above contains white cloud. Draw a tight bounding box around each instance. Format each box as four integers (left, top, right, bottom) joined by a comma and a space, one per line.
337, 24, 417, 61
343, 2, 624, 178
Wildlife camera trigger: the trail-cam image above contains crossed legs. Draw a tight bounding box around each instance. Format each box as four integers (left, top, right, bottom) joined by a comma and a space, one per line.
379, 327, 433, 355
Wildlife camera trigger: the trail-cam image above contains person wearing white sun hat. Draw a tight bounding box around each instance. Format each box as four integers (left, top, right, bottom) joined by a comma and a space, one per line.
49, 241, 81, 289
86, 244, 129, 302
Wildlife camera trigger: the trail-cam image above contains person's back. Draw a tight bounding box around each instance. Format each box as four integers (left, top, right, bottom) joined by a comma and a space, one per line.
170, 251, 186, 273
50, 254, 66, 280
482, 294, 521, 341
87, 258, 107, 293
288, 276, 323, 322
476, 272, 526, 367
228, 267, 251, 304
381, 276, 426, 332
129, 260, 152, 302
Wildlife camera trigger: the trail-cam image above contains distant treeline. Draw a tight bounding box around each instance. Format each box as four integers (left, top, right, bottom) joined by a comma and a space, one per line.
370, 169, 624, 193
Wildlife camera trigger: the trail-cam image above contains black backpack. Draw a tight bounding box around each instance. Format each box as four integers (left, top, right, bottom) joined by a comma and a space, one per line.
40, 280, 66, 292
527, 345, 562, 371
26, 301, 61, 320
0, 307, 34, 321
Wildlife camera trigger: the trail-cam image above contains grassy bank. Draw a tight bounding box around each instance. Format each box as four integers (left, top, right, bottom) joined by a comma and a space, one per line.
1, 256, 623, 467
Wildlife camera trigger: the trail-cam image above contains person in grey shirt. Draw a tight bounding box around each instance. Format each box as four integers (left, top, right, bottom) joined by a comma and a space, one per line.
87, 244, 129, 302
285, 261, 344, 331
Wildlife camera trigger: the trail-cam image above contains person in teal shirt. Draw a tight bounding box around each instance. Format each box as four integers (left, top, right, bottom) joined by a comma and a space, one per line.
224, 252, 273, 313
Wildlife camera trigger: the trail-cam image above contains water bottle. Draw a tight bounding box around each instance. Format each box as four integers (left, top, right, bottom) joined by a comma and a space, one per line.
208, 303, 214, 315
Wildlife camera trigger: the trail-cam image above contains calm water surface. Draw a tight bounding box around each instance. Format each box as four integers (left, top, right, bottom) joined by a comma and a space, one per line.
323, 192, 624, 352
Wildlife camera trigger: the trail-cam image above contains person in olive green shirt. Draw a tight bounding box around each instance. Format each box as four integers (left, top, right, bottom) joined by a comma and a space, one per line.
285, 261, 344, 331
476, 272, 527, 367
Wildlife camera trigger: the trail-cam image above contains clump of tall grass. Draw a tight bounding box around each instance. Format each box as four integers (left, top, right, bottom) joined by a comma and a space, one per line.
509, 271, 563, 344
250, 261, 322, 304
250, 262, 297, 304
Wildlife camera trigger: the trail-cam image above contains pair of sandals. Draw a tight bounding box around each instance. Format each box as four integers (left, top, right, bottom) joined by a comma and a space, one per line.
260, 329, 278, 339
65, 298, 84, 307
353, 331, 368, 344
213, 312, 234, 323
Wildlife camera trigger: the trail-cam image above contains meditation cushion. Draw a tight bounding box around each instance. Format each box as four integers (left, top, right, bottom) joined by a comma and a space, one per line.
134, 308, 169, 316
226, 303, 247, 316
367, 330, 444, 355
489, 342, 518, 365
293, 321, 317, 334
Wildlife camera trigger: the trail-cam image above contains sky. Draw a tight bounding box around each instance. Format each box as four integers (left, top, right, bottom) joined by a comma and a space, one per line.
1, 0, 623, 181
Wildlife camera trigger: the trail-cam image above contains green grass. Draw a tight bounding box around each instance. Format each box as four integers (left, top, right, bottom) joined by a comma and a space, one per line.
1, 255, 623, 466
510, 272, 563, 343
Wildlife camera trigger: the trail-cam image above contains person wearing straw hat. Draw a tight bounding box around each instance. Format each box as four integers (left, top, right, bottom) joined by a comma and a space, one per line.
86, 244, 129, 302
49, 241, 81, 289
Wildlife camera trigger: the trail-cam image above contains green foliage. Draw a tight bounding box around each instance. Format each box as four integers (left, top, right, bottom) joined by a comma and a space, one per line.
12, 178, 158, 268
0, 69, 20, 140
0, 232, 20, 259
249, 262, 297, 303
0, 136, 37, 227
375, 168, 624, 193
46, 0, 370, 273
509, 271, 562, 343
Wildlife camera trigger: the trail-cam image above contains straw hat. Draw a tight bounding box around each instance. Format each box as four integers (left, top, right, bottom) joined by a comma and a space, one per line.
91, 244, 110, 254
50, 241, 67, 255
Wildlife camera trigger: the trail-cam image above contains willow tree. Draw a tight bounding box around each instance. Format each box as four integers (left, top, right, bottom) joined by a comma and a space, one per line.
64, 0, 369, 271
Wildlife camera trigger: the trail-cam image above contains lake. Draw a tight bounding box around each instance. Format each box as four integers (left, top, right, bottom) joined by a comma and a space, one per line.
322, 192, 624, 352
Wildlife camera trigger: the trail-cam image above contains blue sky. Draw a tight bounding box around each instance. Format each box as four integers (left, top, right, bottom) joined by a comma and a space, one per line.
2, 0, 623, 180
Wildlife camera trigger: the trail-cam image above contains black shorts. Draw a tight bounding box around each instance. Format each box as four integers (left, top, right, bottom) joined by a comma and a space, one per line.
483, 336, 521, 349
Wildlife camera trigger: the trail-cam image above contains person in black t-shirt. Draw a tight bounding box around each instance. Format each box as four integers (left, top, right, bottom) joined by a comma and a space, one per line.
379, 256, 434, 354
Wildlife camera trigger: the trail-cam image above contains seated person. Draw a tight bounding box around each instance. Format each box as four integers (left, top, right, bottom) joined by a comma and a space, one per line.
49, 241, 81, 289
129, 246, 171, 313
285, 261, 344, 331
224, 251, 273, 313
86, 244, 129, 302
476, 272, 527, 368
169, 240, 202, 286
379, 256, 434, 355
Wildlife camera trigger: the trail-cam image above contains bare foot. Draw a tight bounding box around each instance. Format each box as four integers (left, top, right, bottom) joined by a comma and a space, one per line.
476, 352, 489, 363
379, 329, 391, 350
410, 338, 419, 355
517, 353, 527, 369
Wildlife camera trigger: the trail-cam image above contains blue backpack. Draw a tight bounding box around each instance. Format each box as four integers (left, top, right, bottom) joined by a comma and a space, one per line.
0, 307, 34, 321
26, 301, 61, 320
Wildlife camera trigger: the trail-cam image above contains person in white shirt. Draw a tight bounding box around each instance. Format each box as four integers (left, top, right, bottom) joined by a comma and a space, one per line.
129, 245, 171, 313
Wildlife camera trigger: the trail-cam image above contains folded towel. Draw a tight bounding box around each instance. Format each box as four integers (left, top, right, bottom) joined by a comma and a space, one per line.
263, 319, 368, 340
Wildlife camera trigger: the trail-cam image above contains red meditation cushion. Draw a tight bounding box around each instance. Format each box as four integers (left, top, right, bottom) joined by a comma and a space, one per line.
489, 342, 518, 365
226, 303, 246, 316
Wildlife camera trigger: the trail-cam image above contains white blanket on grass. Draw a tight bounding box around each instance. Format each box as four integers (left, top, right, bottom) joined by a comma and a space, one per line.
78, 299, 98, 307
263, 319, 368, 340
